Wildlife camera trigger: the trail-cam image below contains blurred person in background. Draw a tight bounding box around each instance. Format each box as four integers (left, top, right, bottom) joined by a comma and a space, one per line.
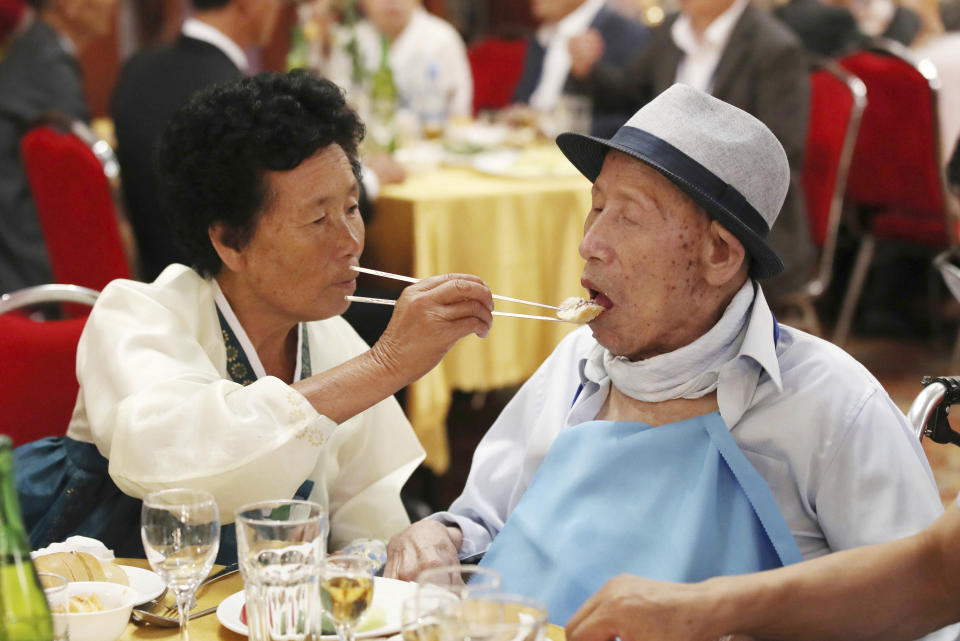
0, 0, 116, 293
0, 0, 29, 53
321, 0, 473, 119
110, 0, 282, 282
772, 0, 924, 56
568, 0, 814, 305
506, 0, 650, 137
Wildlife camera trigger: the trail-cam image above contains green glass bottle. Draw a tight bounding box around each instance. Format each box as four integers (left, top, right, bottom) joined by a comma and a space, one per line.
0, 435, 54, 641
368, 35, 399, 153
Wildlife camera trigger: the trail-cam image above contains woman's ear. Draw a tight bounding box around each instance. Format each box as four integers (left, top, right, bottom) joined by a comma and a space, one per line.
208, 223, 244, 273
702, 220, 747, 286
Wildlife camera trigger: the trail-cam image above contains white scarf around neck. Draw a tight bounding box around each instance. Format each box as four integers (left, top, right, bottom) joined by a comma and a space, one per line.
583, 280, 755, 402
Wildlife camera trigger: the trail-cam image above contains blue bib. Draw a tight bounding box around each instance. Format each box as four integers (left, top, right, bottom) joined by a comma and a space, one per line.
479, 411, 802, 625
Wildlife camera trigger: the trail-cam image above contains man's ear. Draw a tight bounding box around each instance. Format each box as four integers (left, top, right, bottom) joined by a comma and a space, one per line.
209, 223, 244, 273
702, 220, 747, 286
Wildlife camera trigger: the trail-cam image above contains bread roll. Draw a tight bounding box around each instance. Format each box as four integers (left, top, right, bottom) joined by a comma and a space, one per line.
34, 552, 129, 586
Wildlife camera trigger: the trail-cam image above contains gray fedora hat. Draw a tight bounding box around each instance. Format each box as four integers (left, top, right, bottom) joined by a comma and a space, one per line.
556, 84, 790, 279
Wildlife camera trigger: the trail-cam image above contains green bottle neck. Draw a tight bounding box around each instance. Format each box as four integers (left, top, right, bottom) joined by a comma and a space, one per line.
0, 441, 30, 553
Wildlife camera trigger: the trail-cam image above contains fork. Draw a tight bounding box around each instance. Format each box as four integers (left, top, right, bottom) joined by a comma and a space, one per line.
131, 604, 219, 627
155, 564, 240, 616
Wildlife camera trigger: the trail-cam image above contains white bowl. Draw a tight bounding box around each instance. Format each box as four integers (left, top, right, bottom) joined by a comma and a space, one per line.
55, 581, 139, 641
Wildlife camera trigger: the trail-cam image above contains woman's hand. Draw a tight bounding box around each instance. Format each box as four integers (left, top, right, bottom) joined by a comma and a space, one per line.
370, 274, 493, 386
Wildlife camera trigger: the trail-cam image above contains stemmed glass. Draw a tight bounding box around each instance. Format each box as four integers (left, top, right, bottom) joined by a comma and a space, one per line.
141, 488, 220, 641
321, 554, 376, 641
440, 593, 547, 641
415, 565, 502, 599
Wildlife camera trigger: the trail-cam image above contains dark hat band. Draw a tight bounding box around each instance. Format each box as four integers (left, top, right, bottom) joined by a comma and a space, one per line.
609, 127, 770, 238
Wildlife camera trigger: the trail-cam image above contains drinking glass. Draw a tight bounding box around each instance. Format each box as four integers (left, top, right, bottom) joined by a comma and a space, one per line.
236, 500, 328, 641
321, 554, 376, 641
38, 572, 69, 641
439, 593, 547, 641
141, 489, 220, 641
415, 565, 501, 599
401, 590, 459, 641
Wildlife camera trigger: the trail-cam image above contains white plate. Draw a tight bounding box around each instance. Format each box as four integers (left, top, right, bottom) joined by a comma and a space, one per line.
217, 576, 417, 638
471, 149, 580, 179
118, 565, 165, 606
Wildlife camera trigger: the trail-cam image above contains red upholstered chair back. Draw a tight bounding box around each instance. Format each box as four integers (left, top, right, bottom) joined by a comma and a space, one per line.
21, 124, 131, 292
0, 285, 97, 446
468, 37, 528, 114
0, 313, 87, 447
839, 41, 949, 240
805, 62, 864, 248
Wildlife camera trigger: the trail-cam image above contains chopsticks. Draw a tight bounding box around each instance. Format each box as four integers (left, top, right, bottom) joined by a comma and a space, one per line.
345, 295, 565, 322
350, 266, 561, 311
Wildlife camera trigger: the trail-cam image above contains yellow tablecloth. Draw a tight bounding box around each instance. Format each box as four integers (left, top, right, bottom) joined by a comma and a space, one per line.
365, 162, 592, 473
117, 559, 565, 641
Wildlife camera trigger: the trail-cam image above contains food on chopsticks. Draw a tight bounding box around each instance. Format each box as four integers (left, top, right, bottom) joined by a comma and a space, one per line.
33, 551, 129, 586
557, 297, 604, 323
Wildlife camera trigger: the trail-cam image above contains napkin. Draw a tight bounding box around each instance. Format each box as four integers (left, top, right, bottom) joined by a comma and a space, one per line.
31, 536, 117, 562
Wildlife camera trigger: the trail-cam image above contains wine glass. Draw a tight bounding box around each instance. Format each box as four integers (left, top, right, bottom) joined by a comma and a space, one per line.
401, 590, 459, 641
321, 554, 376, 641
440, 593, 547, 641
415, 565, 501, 599
141, 488, 220, 641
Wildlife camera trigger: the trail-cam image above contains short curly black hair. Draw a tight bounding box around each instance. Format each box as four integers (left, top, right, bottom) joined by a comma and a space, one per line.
156, 70, 365, 277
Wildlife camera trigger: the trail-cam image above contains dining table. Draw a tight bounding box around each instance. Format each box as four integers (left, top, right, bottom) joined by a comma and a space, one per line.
116, 558, 566, 641
362, 147, 593, 474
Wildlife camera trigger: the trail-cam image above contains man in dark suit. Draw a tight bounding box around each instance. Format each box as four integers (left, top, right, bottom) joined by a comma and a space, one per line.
0, 0, 116, 293
110, 0, 281, 281
569, 0, 814, 301
511, 0, 649, 138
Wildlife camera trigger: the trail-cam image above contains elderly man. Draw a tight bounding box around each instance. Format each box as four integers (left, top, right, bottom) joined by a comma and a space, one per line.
567, 0, 813, 302
385, 86, 952, 638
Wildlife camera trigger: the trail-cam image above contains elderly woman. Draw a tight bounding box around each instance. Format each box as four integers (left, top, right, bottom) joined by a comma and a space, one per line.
16, 70, 493, 561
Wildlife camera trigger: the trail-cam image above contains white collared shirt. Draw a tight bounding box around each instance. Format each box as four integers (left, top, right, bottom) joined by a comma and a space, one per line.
433, 283, 947, 580
181, 17, 249, 74
324, 8, 472, 117
671, 0, 749, 92
528, 0, 606, 112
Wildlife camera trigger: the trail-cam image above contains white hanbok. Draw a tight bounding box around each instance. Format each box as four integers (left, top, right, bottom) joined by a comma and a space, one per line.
66, 264, 424, 549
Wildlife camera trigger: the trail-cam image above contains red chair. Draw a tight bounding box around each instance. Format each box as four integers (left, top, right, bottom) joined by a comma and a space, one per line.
467, 37, 528, 115
0, 285, 98, 447
21, 118, 133, 294
833, 39, 960, 344
779, 59, 866, 335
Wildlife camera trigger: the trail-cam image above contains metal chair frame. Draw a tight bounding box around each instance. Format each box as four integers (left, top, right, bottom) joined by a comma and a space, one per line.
777, 58, 866, 335
0, 284, 99, 314
907, 376, 960, 445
